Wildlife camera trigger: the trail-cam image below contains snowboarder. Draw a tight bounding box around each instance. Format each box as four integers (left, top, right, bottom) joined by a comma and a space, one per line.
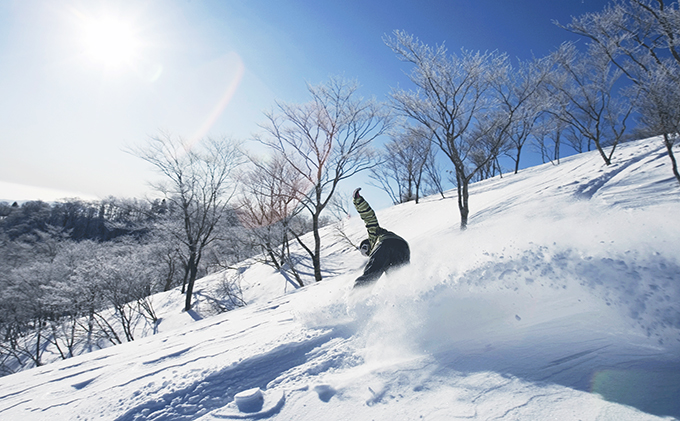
353, 188, 410, 287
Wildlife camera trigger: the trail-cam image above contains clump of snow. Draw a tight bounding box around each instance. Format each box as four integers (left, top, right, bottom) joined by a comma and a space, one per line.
1, 137, 679, 420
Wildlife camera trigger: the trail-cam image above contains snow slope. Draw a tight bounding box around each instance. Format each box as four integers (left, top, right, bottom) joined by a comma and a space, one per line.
1, 137, 679, 420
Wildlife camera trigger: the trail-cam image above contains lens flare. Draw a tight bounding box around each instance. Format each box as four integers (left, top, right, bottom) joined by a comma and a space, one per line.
187, 54, 246, 149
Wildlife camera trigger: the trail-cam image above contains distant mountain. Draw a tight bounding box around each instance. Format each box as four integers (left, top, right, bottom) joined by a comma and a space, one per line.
0, 180, 98, 203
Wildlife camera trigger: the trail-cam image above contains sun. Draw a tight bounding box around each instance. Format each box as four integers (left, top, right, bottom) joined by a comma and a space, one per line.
78, 14, 142, 69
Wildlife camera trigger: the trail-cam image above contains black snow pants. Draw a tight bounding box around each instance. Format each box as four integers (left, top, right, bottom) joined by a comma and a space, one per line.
354, 238, 410, 288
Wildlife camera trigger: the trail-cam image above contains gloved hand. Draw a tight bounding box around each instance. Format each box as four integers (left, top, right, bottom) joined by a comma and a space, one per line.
353, 188, 362, 199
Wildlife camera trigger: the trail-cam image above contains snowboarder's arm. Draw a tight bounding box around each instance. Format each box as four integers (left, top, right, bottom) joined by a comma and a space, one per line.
353, 192, 380, 243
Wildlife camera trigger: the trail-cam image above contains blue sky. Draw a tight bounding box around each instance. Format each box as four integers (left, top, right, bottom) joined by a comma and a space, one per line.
0, 0, 612, 204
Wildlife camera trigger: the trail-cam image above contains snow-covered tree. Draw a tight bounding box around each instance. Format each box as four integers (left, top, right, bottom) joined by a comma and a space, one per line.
385, 30, 507, 229
131, 134, 242, 311
532, 116, 569, 165
635, 65, 680, 182
370, 125, 436, 204
558, 0, 680, 182
491, 56, 551, 174
238, 154, 306, 287
544, 42, 633, 166
255, 76, 392, 282
0, 262, 54, 369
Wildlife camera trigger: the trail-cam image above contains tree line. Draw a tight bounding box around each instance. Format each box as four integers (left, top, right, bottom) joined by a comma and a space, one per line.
385, 0, 680, 228
1, 0, 678, 376
0, 196, 257, 375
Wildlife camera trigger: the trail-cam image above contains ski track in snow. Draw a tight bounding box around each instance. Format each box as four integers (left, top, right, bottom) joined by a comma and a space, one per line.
1, 137, 679, 420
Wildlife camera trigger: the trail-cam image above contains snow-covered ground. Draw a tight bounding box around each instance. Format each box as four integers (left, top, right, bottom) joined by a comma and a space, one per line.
1, 137, 679, 420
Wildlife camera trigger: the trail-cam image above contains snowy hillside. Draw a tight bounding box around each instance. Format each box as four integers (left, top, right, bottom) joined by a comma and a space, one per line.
1, 137, 679, 420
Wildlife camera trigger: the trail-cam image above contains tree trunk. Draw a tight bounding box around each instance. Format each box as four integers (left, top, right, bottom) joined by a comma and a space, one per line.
34, 323, 43, 367
663, 134, 680, 185
456, 171, 469, 230
495, 156, 504, 179
593, 140, 612, 165
514, 144, 522, 174
312, 213, 322, 282
264, 239, 280, 270
289, 227, 315, 286
86, 311, 94, 353
282, 232, 304, 288
415, 170, 423, 204
180, 263, 189, 294
184, 250, 199, 312
163, 257, 176, 292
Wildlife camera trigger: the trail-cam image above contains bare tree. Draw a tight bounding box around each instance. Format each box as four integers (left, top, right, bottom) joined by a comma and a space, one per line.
131, 134, 242, 311
557, 0, 680, 85
467, 113, 507, 181
636, 66, 680, 182
369, 149, 403, 206
557, 0, 680, 182
0, 262, 54, 368
385, 30, 507, 229
96, 240, 161, 342
255, 77, 392, 282
545, 42, 633, 166
238, 154, 306, 287
533, 116, 569, 165
491, 56, 551, 174
423, 145, 446, 199
370, 125, 433, 204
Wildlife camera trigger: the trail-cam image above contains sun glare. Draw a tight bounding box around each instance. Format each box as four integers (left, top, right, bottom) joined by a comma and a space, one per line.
79, 14, 142, 69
